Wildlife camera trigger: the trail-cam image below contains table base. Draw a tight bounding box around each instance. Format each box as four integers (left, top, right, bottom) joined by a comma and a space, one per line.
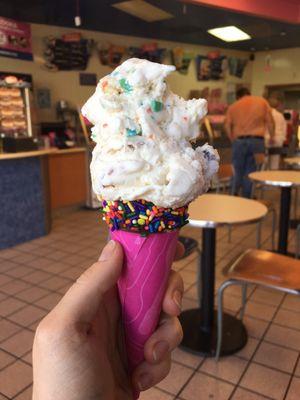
179, 309, 248, 357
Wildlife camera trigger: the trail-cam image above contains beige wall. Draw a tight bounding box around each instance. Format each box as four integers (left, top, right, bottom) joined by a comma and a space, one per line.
0, 23, 252, 121
251, 47, 300, 96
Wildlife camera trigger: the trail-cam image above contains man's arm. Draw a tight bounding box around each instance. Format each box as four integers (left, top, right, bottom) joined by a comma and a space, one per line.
266, 107, 275, 140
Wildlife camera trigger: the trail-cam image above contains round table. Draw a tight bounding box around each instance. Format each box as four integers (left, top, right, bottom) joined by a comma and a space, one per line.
284, 157, 300, 228
249, 171, 300, 254
284, 157, 300, 168
179, 194, 267, 357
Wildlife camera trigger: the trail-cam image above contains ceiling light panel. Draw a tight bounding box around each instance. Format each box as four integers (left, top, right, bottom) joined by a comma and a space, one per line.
208, 26, 251, 42
112, 0, 174, 22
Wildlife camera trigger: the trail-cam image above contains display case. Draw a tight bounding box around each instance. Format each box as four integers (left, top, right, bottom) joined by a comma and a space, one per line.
0, 72, 33, 137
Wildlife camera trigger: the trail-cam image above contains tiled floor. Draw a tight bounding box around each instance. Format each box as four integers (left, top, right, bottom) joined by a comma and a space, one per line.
0, 189, 299, 400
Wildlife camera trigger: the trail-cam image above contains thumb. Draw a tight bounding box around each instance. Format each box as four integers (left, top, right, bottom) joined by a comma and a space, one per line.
53, 240, 123, 324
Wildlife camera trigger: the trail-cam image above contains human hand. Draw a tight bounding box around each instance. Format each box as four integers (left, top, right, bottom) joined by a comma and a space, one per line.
269, 136, 276, 146
32, 240, 184, 400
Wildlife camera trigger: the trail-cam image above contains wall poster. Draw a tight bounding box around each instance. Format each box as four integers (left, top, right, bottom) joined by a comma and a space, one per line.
0, 17, 33, 61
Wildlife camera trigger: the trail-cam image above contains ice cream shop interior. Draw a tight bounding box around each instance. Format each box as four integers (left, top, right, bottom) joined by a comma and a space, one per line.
1, 0, 300, 399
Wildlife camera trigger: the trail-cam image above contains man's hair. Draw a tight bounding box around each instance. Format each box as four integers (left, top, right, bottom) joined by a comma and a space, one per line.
236, 87, 250, 99
268, 97, 279, 108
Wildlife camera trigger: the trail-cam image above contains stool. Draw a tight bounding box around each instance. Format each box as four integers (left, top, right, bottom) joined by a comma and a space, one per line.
213, 164, 234, 194
178, 236, 200, 258
296, 224, 300, 259
255, 199, 276, 250
254, 153, 268, 172
216, 249, 300, 360
226, 199, 276, 249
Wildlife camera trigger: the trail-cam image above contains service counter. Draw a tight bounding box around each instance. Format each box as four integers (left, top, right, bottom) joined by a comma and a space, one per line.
0, 147, 88, 249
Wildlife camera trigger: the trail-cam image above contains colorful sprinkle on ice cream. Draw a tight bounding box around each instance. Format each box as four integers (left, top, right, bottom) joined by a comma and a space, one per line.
82, 58, 219, 208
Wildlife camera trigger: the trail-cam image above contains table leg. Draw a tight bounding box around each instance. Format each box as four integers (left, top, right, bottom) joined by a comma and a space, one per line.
201, 228, 216, 332
278, 187, 291, 254
179, 227, 247, 357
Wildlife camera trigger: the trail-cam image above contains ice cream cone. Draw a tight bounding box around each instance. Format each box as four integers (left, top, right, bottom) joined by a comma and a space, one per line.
102, 199, 188, 398
112, 229, 178, 371
81, 58, 219, 399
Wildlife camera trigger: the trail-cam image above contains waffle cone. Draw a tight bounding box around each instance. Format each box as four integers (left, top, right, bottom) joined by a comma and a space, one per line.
111, 229, 179, 399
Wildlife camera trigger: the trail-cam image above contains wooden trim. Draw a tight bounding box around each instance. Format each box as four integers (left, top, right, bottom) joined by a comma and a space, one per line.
48, 150, 88, 209
0, 147, 86, 161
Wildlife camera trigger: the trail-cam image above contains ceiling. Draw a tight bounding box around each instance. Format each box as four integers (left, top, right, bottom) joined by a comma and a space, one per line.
1, 0, 300, 51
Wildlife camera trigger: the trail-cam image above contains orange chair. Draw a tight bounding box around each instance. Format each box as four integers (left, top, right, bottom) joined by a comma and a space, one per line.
214, 164, 234, 194
216, 249, 300, 359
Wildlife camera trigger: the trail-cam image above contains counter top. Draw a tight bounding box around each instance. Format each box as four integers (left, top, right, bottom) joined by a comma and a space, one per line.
0, 147, 86, 160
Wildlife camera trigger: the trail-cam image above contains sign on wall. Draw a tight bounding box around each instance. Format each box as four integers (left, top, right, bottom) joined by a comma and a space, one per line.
79, 73, 97, 86
36, 88, 51, 109
0, 17, 33, 61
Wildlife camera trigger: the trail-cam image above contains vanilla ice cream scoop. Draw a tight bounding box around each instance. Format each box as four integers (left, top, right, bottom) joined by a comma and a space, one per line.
82, 58, 219, 208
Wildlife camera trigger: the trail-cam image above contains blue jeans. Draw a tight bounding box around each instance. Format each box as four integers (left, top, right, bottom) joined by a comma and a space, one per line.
231, 137, 265, 198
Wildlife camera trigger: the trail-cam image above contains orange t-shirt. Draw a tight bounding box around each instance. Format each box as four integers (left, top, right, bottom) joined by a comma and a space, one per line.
225, 96, 272, 139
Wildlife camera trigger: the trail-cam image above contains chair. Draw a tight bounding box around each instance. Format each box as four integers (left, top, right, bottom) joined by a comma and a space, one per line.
254, 153, 267, 171
252, 153, 267, 198
296, 224, 300, 259
212, 164, 234, 242
178, 236, 200, 258
214, 163, 273, 247
214, 164, 234, 194
254, 199, 276, 250
252, 153, 276, 250
216, 249, 300, 360
219, 156, 274, 248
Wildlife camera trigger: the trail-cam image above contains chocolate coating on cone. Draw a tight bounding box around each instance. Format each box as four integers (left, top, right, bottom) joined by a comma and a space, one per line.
101, 199, 189, 235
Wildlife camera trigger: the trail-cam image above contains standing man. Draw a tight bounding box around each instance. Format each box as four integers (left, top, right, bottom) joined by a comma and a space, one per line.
224, 88, 275, 197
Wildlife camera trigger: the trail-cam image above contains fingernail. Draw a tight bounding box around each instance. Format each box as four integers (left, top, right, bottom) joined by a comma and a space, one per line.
153, 340, 169, 362
99, 240, 116, 261
173, 290, 182, 310
137, 373, 152, 391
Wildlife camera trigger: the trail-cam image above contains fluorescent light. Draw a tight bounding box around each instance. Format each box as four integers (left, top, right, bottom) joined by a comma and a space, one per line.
112, 0, 173, 22
208, 26, 251, 42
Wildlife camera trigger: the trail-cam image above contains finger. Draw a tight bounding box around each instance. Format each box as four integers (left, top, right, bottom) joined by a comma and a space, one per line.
53, 240, 123, 324
162, 270, 184, 317
174, 241, 185, 260
132, 354, 171, 392
144, 315, 183, 364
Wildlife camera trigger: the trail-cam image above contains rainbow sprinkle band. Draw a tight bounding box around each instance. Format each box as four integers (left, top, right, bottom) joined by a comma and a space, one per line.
101, 199, 189, 235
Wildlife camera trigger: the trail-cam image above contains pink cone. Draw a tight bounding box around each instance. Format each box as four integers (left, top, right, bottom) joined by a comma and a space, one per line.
110, 229, 179, 399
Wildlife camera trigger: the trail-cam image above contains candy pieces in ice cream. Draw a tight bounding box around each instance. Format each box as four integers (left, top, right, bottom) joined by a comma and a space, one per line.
82, 58, 219, 208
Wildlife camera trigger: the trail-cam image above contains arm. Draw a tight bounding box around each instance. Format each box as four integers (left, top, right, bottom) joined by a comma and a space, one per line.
224, 110, 233, 141
279, 114, 287, 144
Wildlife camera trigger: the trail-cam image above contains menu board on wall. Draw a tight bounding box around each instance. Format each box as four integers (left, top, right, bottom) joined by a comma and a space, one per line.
0, 17, 33, 61
44, 36, 93, 71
